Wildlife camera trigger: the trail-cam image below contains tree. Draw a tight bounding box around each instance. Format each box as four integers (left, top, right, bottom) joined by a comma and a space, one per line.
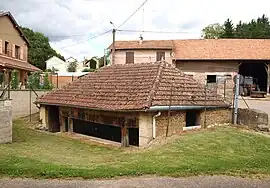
67, 61, 78, 72
21, 27, 65, 70
27, 72, 41, 89
201, 23, 224, 39
42, 73, 53, 89
221, 18, 235, 38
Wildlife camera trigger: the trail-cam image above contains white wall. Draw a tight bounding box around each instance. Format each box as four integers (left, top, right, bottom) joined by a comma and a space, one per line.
113, 50, 173, 65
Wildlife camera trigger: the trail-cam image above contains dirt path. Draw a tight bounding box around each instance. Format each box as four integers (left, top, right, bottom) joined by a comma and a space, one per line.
1, 176, 270, 188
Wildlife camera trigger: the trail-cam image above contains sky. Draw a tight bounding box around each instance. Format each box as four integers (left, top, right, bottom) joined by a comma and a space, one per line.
1, 0, 270, 61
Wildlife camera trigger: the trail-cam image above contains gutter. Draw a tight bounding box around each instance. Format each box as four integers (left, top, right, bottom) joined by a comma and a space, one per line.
148, 105, 230, 111
152, 112, 161, 139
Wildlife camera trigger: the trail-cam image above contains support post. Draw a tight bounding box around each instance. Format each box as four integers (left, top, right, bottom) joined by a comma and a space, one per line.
112, 29, 116, 65
266, 63, 270, 94
121, 119, 129, 147
29, 89, 32, 122
233, 74, 240, 125
68, 117, 73, 133
59, 110, 65, 132
104, 49, 107, 66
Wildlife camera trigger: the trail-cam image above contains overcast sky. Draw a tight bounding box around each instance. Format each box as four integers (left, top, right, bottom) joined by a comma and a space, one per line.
1, 0, 270, 61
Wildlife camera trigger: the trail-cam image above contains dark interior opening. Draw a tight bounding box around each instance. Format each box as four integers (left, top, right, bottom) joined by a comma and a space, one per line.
186, 111, 200, 127
239, 62, 268, 92
73, 119, 121, 143
128, 128, 139, 146
207, 75, 217, 83
65, 117, 69, 132
48, 106, 60, 132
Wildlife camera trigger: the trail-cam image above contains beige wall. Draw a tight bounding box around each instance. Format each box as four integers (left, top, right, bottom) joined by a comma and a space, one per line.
138, 112, 153, 146
0, 90, 49, 119
0, 15, 28, 62
113, 50, 173, 65
39, 105, 49, 129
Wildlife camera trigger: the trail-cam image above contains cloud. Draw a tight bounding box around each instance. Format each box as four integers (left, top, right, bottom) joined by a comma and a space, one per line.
1, 0, 270, 60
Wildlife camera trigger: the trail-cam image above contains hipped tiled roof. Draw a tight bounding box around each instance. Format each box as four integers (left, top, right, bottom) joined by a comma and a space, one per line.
0, 56, 40, 72
36, 62, 228, 111
111, 39, 270, 60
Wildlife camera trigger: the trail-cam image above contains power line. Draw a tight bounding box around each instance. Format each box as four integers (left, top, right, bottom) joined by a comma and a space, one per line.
60, 29, 112, 49
117, 29, 195, 34
117, 0, 149, 29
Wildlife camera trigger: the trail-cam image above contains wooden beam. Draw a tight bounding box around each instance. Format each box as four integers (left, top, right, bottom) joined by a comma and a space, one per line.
68, 117, 73, 133
121, 119, 129, 147
265, 63, 270, 94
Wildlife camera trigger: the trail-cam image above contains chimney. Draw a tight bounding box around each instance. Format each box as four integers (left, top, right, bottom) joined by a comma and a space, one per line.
139, 34, 143, 45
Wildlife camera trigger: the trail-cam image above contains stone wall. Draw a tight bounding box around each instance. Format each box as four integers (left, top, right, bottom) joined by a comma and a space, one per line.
200, 108, 232, 127
237, 108, 268, 128
0, 89, 49, 119
0, 100, 12, 144
156, 111, 186, 137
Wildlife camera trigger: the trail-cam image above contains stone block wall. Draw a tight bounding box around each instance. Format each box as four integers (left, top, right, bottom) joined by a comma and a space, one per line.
155, 111, 186, 137
0, 100, 12, 144
200, 108, 232, 127
237, 108, 268, 128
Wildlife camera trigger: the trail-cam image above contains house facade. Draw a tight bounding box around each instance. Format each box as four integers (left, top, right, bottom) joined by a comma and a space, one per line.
36, 62, 231, 147
0, 11, 40, 88
111, 39, 270, 96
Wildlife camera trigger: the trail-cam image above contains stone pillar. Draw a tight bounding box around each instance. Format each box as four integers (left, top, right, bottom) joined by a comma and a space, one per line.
59, 115, 65, 132
121, 120, 129, 147
0, 100, 12, 144
68, 117, 73, 133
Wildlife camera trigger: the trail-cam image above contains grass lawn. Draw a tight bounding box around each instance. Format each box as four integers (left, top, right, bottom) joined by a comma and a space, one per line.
0, 119, 270, 179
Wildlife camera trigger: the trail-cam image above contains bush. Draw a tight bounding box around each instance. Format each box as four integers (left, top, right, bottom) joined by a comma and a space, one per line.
67, 61, 78, 72
42, 73, 53, 90
11, 71, 19, 89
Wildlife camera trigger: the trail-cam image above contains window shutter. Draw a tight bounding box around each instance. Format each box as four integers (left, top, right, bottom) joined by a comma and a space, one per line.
126, 52, 134, 64
20, 47, 24, 60
0, 39, 2, 54
12, 44, 15, 58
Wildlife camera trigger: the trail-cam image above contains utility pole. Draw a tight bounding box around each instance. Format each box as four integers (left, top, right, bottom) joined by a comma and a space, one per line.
103, 49, 106, 66
233, 74, 240, 125
112, 29, 116, 65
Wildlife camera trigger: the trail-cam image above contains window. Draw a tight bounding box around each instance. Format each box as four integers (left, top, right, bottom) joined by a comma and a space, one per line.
207, 75, 217, 83
4, 41, 9, 54
156, 51, 165, 61
126, 52, 134, 64
15, 45, 20, 59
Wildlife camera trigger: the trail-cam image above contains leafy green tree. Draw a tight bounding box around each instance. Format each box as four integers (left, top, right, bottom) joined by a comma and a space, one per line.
67, 61, 78, 72
201, 23, 224, 39
21, 27, 65, 70
27, 72, 41, 89
221, 18, 235, 38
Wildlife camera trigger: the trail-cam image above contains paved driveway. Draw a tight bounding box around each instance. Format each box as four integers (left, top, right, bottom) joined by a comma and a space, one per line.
1, 176, 270, 188
239, 98, 270, 123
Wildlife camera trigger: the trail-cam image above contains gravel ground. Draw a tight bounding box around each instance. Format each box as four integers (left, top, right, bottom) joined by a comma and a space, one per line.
1, 176, 270, 188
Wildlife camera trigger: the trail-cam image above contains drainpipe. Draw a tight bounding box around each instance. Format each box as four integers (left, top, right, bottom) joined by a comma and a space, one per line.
153, 112, 161, 139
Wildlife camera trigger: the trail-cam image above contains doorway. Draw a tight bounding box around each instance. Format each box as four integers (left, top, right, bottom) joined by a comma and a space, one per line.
239, 62, 268, 92
48, 106, 60, 132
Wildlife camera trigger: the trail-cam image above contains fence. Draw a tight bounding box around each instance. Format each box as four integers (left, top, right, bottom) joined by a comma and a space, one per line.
0, 89, 50, 119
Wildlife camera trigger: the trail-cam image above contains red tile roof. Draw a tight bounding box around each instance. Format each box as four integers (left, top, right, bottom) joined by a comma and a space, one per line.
111, 39, 270, 60
0, 56, 40, 72
112, 40, 174, 50
36, 62, 228, 111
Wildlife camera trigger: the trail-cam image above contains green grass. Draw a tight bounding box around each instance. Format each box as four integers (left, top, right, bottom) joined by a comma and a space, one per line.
0, 119, 270, 179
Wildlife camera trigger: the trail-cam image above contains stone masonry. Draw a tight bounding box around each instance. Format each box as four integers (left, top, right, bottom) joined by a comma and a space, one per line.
0, 100, 12, 144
